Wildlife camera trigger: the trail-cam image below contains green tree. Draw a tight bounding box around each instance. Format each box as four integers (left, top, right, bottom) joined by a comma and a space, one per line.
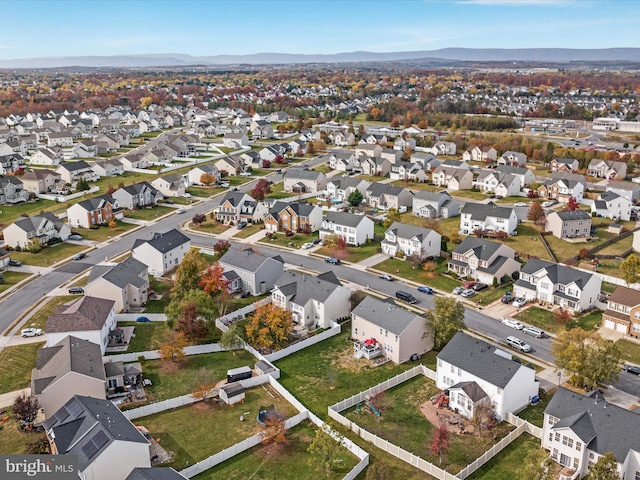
172, 248, 208, 297
166, 289, 216, 328
552, 328, 622, 390
307, 428, 344, 476
424, 296, 466, 350
347, 188, 363, 206
383, 208, 401, 228
520, 447, 555, 480
220, 323, 246, 354
585, 452, 620, 480
620, 254, 640, 285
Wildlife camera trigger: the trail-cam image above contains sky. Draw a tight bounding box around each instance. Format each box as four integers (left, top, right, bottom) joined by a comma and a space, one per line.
1, 0, 640, 59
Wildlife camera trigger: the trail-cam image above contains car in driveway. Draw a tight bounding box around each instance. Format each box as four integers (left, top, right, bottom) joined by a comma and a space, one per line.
501, 293, 515, 304
506, 336, 531, 353
460, 288, 476, 298
512, 298, 527, 308
417, 286, 433, 294
301, 242, 313, 249
68, 286, 84, 294
8, 259, 22, 267
379, 273, 394, 281
623, 365, 640, 375
68, 234, 83, 241
452, 286, 465, 295
502, 318, 524, 330
463, 281, 476, 289
22, 328, 43, 337
236, 221, 248, 229
472, 283, 488, 292
312, 238, 321, 245
181, 193, 192, 198
542, 201, 555, 208
514, 202, 527, 207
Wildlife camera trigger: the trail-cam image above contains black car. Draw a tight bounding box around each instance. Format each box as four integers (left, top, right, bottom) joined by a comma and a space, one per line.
312, 238, 321, 245
8, 259, 22, 267
472, 283, 489, 292
73, 252, 87, 260
237, 221, 248, 229
325, 257, 341, 265
501, 293, 515, 304
624, 365, 640, 375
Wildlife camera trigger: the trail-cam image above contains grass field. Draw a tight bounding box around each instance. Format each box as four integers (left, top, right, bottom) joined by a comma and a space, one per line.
615, 339, 640, 365
0, 271, 31, 294
10, 243, 88, 267
193, 420, 358, 480
315, 241, 381, 264
190, 219, 230, 235
72, 221, 137, 242
374, 257, 462, 292
136, 387, 298, 470
266, 183, 296, 199
115, 321, 168, 353
186, 186, 226, 198
0, 411, 48, 455
0, 342, 45, 394
126, 206, 175, 221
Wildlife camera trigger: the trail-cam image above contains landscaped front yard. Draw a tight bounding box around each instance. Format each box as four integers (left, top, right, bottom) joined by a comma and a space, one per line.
315, 241, 381, 264
374, 257, 462, 293
258, 232, 318, 249
474, 284, 514, 307
0, 271, 31, 294
615, 339, 640, 365
231, 223, 263, 239
185, 186, 226, 198
125, 205, 175, 221
10, 243, 88, 267
266, 182, 296, 199
72, 221, 137, 242
135, 386, 298, 470
514, 306, 602, 334
189, 218, 230, 235
0, 342, 45, 394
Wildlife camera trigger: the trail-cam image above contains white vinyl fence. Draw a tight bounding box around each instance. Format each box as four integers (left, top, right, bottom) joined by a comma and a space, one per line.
104, 342, 233, 363
116, 313, 166, 322
264, 322, 342, 362
124, 394, 196, 420
36, 186, 100, 202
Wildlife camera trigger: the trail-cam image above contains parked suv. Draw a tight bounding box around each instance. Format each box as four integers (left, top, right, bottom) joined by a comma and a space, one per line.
68, 286, 84, 294
325, 257, 341, 265
506, 336, 531, 353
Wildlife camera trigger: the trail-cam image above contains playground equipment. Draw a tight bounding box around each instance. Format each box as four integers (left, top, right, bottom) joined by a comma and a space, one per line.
257, 405, 282, 425
364, 393, 381, 418
431, 391, 450, 409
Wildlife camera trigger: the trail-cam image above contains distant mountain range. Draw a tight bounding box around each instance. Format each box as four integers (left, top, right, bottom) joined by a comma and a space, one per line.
1, 48, 640, 68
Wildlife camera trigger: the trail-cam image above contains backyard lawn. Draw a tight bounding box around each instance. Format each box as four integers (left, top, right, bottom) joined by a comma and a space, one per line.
114, 322, 168, 353
126, 206, 175, 221
343, 375, 515, 474
373, 257, 462, 293
72, 221, 137, 242
266, 182, 296, 199
615, 339, 640, 365
315, 241, 381, 264
514, 306, 602, 334
0, 342, 45, 394
391, 180, 439, 192
467, 434, 547, 480
450, 190, 489, 201
10, 243, 88, 267
0, 411, 48, 454
19, 295, 78, 332
516, 388, 555, 428
145, 279, 172, 313
193, 420, 358, 480
135, 386, 298, 470
0, 271, 31, 294
0, 198, 62, 226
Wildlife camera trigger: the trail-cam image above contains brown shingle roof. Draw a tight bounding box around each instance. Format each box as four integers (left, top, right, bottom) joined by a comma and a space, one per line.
45, 297, 115, 333
608, 286, 640, 308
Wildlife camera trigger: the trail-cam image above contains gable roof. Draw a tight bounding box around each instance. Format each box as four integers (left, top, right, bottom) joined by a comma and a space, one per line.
519, 258, 594, 289
607, 285, 640, 307
461, 202, 514, 221
452, 236, 506, 261
285, 168, 323, 181
437, 332, 527, 388
132, 229, 190, 254
219, 247, 280, 273
366, 183, 408, 198
385, 221, 436, 242
46, 297, 115, 334
323, 211, 369, 228
119, 181, 159, 196
274, 270, 343, 305
74, 194, 116, 212
551, 210, 592, 221
88, 257, 148, 289
413, 190, 452, 202
352, 296, 420, 336
450, 381, 489, 402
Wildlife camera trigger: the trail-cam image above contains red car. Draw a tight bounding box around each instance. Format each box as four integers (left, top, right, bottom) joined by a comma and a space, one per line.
463, 281, 476, 289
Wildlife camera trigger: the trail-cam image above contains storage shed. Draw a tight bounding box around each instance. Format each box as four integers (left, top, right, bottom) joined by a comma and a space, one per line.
227, 366, 252, 383
219, 383, 246, 405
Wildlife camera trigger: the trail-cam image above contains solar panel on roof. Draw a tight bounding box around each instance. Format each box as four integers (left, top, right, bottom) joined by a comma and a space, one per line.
54, 406, 70, 424
81, 441, 98, 460
92, 430, 109, 450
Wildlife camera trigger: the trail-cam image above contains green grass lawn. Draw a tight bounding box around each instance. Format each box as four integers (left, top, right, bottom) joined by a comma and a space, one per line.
126, 206, 175, 221
275, 325, 437, 419
467, 434, 544, 480
514, 306, 602, 334
516, 388, 555, 428
145, 279, 172, 313
73, 222, 137, 242
140, 350, 257, 404
190, 219, 230, 235
312, 164, 332, 174
258, 232, 318, 249
226, 177, 251, 187
374, 257, 462, 292
597, 234, 634, 256
0, 271, 31, 294
315, 241, 381, 263
391, 180, 439, 192
114, 322, 168, 353
343, 375, 514, 474
266, 183, 296, 199
0, 411, 48, 454
231, 223, 263, 239
19, 295, 78, 332
193, 420, 358, 480
474, 284, 514, 307
186, 186, 226, 198
135, 387, 298, 470
0, 342, 45, 394
615, 339, 640, 365
0, 198, 62, 227
450, 190, 489, 201
10, 243, 87, 267
249, 168, 272, 177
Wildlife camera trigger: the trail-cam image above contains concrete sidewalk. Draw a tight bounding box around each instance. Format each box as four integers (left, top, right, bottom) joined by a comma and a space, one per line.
0, 388, 30, 409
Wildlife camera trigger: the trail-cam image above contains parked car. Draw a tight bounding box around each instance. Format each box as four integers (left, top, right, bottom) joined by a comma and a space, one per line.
136, 316, 151, 323
502, 318, 524, 330
452, 286, 465, 295
163, 199, 175, 204
460, 288, 476, 298
68, 286, 84, 294
181, 193, 192, 198
68, 234, 83, 241
22, 328, 43, 337
176, 208, 185, 214
73, 252, 87, 260
506, 336, 531, 353
237, 221, 248, 229
512, 297, 527, 308
514, 202, 527, 207
379, 273, 394, 281
218, 182, 230, 188
523, 326, 545, 338
325, 257, 341, 265
301, 242, 313, 249
623, 365, 640, 375
472, 283, 488, 292
8, 259, 22, 267
463, 281, 476, 289
417, 286, 433, 294
231, 187, 238, 191
501, 293, 515, 304
542, 201, 555, 208
312, 238, 322, 245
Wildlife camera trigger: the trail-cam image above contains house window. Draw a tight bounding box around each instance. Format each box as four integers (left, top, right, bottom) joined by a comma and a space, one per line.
635, 471, 640, 480
548, 432, 553, 442
355, 328, 358, 335
576, 442, 581, 451
555, 432, 560, 442
573, 458, 579, 470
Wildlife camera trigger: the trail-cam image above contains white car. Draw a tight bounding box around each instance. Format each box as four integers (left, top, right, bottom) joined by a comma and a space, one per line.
239, 172, 252, 177
176, 208, 185, 214
301, 242, 313, 249
22, 328, 43, 337
460, 288, 476, 298
379, 273, 394, 281
541, 201, 554, 208
514, 202, 527, 207
506, 336, 531, 353
181, 193, 192, 198
512, 298, 527, 308
502, 318, 524, 330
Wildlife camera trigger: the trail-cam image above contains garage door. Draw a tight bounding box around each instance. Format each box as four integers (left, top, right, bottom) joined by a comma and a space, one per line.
616, 322, 628, 334
604, 319, 615, 330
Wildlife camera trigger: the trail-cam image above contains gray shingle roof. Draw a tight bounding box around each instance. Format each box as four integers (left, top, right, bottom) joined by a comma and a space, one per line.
437, 332, 524, 389
413, 190, 452, 202
552, 210, 592, 221
324, 211, 368, 228
352, 296, 420, 336
219, 247, 281, 273
520, 258, 594, 289
285, 168, 323, 181
90, 257, 148, 289
461, 202, 514, 221
274, 270, 343, 305
132, 229, 190, 254
545, 387, 640, 460
366, 183, 408, 198
75, 194, 116, 212
452, 237, 505, 261
45, 297, 115, 334
126, 468, 187, 480
385, 221, 436, 242
451, 381, 489, 402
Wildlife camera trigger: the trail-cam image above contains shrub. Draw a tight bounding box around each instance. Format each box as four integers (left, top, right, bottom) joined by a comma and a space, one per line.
285, 230, 294, 237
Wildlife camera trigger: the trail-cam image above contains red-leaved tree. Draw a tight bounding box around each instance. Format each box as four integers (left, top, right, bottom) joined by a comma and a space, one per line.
566, 196, 579, 211
429, 424, 450, 466
199, 263, 230, 297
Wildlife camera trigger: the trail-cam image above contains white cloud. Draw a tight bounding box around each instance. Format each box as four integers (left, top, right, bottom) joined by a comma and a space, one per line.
0, 45, 14, 49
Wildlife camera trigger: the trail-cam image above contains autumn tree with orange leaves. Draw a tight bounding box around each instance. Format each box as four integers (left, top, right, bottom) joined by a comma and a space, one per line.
199, 263, 230, 297
245, 303, 293, 352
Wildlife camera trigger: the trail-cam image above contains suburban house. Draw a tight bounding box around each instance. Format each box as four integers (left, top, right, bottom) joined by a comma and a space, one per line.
0, 153, 26, 175
542, 387, 640, 479
44, 395, 150, 480
46, 131, 74, 147
474, 170, 520, 197
514, 258, 602, 312
550, 157, 579, 173
381, 221, 441, 258
283, 168, 327, 193
45, 296, 117, 355
355, 143, 382, 158
496, 165, 536, 188
351, 296, 433, 364
448, 237, 520, 286
325, 177, 370, 202
250, 119, 274, 139
459, 202, 518, 236
66, 194, 121, 229
545, 210, 592, 239
215, 191, 267, 225
601, 285, 640, 336
497, 151, 527, 167
427, 140, 457, 156
591, 191, 633, 220
218, 247, 284, 296
2, 212, 72, 249
606, 181, 640, 203
272, 270, 351, 329
132, 229, 191, 277
431, 166, 473, 190
120, 153, 150, 170
462, 146, 497, 162
587, 158, 627, 179
538, 177, 585, 203
263, 201, 323, 233
352, 155, 391, 176
214, 155, 242, 176
32, 336, 106, 419
112, 182, 163, 210
412, 191, 461, 219
389, 161, 429, 183
21, 168, 61, 194
126, 468, 187, 480
85, 258, 150, 313
0, 176, 29, 204
410, 152, 441, 171
319, 211, 375, 246
92, 158, 125, 177
30, 146, 64, 166
326, 151, 356, 171
258, 144, 287, 163
380, 147, 403, 164
329, 130, 356, 146
365, 183, 413, 211
151, 173, 186, 198
394, 136, 417, 151
360, 133, 387, 145
437, 332, 539, 421
222, 132, 249, 148
187, 163, 220, 186
56, 160, 99, 184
